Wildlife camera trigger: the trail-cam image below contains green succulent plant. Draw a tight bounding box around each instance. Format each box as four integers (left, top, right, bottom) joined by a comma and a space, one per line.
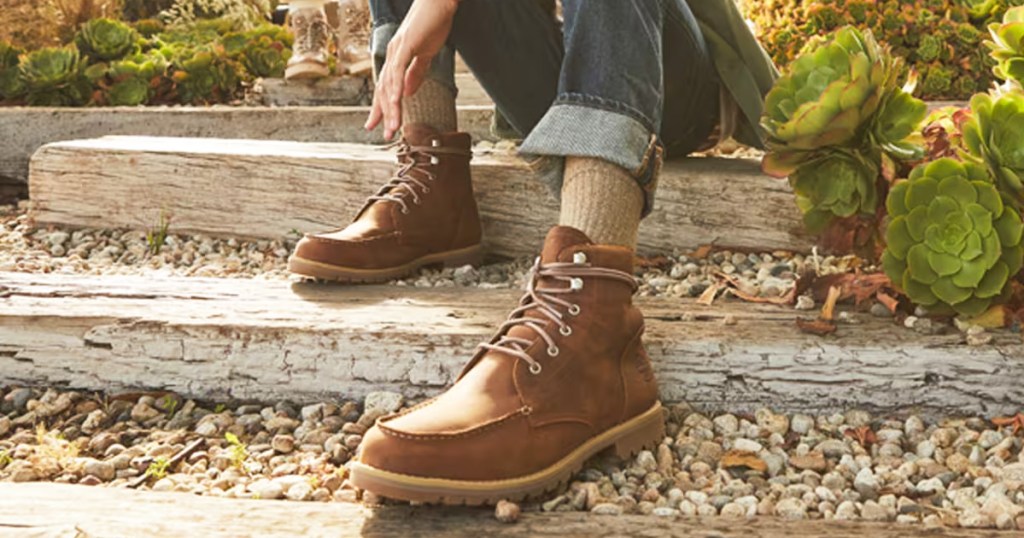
222, 25, 293, 79
962, 92, 1024, 209
0, 41, 25, 101
18, 46, 92, 106
988, 6, 1024, 85
133, 18, 167, 38
761, 26, 926, 235
882, 158, 1024, 317
75, 18, 140, 62
790, 151, 880, 232
97, 50, 171, 106
744, 0, 999, 100
170, 47, 240, 104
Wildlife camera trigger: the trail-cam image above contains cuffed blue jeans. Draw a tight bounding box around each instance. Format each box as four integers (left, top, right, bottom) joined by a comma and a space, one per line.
369, 0, 720, 216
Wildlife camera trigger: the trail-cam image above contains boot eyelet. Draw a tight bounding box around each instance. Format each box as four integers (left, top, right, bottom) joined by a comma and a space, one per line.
547, 346, 559, 357
422, 186, 430, 193
569, 278, 584, 291
413, 199, 422, 205
430, 156, 440, 165
431, 139, 442, 147
559, 325, 572, 336
401, 208, 410, 214
573, 252, 588, 264
529, 363, 543, 375
568, 304, 581, 316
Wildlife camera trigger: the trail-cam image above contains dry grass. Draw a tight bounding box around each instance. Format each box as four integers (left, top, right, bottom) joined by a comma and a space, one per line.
2, 0, 123, 48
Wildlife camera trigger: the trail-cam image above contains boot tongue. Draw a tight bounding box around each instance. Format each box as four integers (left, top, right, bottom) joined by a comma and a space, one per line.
539, 226, 593, 264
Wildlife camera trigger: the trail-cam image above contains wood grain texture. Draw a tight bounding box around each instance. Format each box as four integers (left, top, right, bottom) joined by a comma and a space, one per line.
1, 271, 1021, 418
28, 136, 809, 257
0, 106, 496, 184
0, 483, 1007, 538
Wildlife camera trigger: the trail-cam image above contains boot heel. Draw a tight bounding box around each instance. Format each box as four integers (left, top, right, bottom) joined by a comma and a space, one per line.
441, 244, 485, 268
611, 405, 665, 459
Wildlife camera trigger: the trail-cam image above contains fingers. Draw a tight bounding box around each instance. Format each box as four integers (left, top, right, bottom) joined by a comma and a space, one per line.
404, 56, 431, 97
365, 40, 409, 139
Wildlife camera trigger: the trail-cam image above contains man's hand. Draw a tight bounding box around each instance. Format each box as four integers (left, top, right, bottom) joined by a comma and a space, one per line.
365, 0, 460, 140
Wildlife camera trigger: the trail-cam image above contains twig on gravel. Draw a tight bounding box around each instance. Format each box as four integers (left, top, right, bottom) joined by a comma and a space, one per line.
127, 438, 205, 489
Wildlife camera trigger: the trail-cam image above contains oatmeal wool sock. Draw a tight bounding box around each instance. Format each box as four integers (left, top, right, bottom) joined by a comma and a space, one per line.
559, 156, 644, 249
401, 78, 458, 134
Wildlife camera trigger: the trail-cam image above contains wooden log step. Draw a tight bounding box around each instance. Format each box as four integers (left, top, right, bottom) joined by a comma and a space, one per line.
0, 105, 496, 185
1, 271, 1020, 418
27, 136, 808, 257
0, 482, 998, 538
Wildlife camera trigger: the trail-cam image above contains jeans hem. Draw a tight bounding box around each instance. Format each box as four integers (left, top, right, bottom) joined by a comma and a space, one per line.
519, 103, 662, 217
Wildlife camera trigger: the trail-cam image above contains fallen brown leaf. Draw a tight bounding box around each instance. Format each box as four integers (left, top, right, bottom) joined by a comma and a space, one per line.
696, 283, 722, 306
821, 285, 842, 321
715, 271, 797, 306
720, 449, 768, 474
796, 318, 837, 335
876, 291, 899, 314
635, 254, 671, 270
691, 244, 714, 260
845, 426, 878, 448
992, 413, 1024, 435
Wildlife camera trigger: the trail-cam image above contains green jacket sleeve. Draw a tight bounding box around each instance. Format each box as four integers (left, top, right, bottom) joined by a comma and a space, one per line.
686, 0, 778, 149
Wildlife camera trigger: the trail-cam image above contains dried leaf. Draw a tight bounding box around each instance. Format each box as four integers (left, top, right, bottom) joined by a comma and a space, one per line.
821, 285, 841, 321
796, 318, 837, 335
634, 254, 671, 270
811, 272, 892, 306
845, 426, 878, 448
992, 414, 1024, 435
876, 291, 899, 314
696, 283, 722, 306
691, 244, 714, 260
720, 449, 768, 474
715, 271, 796, 305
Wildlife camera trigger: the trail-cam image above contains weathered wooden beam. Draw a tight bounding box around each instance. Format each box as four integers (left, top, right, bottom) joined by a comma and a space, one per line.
0, 106, 496, 184
258, 73, 492, 107
27, 136, 808, 257
0, 482, 1002, 538
1, 271, 1020, 418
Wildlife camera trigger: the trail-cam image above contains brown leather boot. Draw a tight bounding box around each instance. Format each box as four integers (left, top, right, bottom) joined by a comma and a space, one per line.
288, 124, 483, 282
349, 226, 662, 504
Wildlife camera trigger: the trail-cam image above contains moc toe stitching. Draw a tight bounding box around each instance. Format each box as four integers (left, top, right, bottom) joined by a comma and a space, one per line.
376, 407, 530, 441
303, 231, 400, 246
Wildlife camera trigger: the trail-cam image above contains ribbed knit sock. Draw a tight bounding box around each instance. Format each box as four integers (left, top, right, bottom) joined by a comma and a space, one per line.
559, 156, 644, 249
402, 78, 457, 134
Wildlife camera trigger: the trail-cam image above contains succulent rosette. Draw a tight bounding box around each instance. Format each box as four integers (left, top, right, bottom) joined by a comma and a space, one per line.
882, 158, 1024, 317
171, 48, 240, 104
790, 151, 879, 232
988, 6, 1024, 85
0, 41, 24, 101
761, 25, 926, 232
762, 26, 892, 175
962, 92, 1024, 208
75, 18, 140, 62
18, 46, 92, 106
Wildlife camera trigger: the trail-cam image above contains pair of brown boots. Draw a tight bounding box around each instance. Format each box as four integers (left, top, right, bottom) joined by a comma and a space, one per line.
289, 125, 662, 504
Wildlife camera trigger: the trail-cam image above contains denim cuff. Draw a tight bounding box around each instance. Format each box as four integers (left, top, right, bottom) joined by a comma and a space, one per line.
519, 101, 663, 217
371, 23, 458, 95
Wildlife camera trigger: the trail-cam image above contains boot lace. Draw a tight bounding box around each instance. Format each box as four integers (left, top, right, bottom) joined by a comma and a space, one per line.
292, 9, 331, 56
478, 255, 639, 375
365, 140, 469, 214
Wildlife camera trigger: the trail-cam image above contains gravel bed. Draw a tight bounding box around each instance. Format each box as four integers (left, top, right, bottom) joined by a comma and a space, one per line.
1, 202, 845, 302
3, 386, 1024, 530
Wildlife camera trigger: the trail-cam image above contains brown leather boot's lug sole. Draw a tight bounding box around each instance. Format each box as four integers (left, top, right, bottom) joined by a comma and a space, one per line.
287, 243, 484, 283
348, 402, 664, 505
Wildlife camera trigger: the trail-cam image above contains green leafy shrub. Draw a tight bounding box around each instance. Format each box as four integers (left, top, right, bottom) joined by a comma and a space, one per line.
761, 26, 926, 236
18, 46, 92, 106
988, 6, 1024, 87
75, 18, 140, 62
744, 0, 999, 100
882, 158, 1023, 316
962, 92, 1024, 209
0, 41, 25, 101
